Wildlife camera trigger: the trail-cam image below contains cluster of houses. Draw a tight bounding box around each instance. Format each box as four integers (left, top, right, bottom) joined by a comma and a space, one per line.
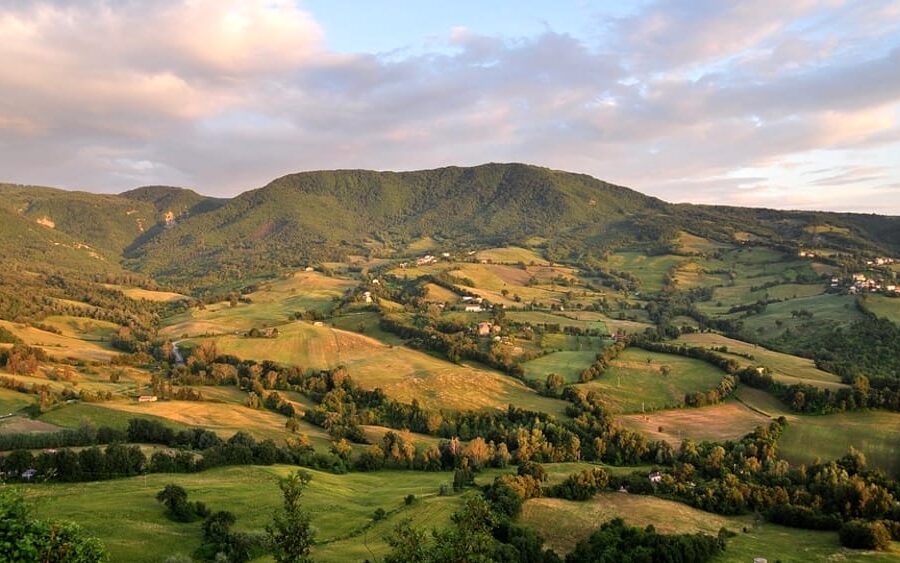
839, 274, 898, 295
476, 321, 502, 337
462, 296, 485, 312
866, 257, 895, 266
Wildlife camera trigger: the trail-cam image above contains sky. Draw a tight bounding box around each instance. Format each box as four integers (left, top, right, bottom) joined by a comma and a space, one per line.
1, 1, 899, 213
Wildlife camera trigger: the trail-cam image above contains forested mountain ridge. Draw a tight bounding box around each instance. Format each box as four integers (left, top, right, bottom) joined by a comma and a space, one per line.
2, 164, 899, 290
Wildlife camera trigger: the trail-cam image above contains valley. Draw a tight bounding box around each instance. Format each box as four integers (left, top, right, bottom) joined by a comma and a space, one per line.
0, 166, 899, 562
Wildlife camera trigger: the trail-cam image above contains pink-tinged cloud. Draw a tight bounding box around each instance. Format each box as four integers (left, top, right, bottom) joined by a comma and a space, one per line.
0, 0, 898, 213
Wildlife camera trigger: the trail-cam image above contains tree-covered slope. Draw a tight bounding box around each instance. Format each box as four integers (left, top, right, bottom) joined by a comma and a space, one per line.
126, 163, 668, 285
0, 183, 157, 257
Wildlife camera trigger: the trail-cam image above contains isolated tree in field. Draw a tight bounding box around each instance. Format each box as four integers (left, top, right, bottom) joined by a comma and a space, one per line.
267, 470, 315, 563
156, 484, 196, 522
545, 372, 565, 392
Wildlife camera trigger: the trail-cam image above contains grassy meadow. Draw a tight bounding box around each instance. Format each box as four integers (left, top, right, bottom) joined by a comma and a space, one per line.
199, 322, 570, 416
862, 293, 900, 324
23, 465, 469, 563
520, 493, 899, 561
736, 386, 900, 476
617, 399, 770, 445
574, 348, 727, 413
161, 271, 355, 338
675, 332, 845, 390
522, 351, 597, 383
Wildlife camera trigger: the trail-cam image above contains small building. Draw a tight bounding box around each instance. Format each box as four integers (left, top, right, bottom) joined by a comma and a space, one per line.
465, 305, 483, 312
22, 469, 37, 481
137, 395, 158, 403
363, 291, 373, 304
648, 471, 662, 484
313, 321, 324, 327
304, 266, 315, 272
477, 321, 493, 336
441, 252, 451, 258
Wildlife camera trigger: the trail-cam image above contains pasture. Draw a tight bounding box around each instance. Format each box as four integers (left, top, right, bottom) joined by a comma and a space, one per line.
862, 293, 900, 324
101, 399, 331, 446
161, 270, 356, 338
738, 293, 865, 344
474, 246, 548, 265
23, 465, 467, 563
0, 387, 34, 415
103, 284, 190, 303
575, 348, 726, 413
522, 351, 596, 383
506, 310, 608, 332
39, 315, 119, 342
520, 493, 899, 561
736, 387, 900, 476
601, 252, 685, 293
675, 332, 845, 390
617, 399, 770, 446
0, 319, 119, 362
201, 323, 571, 416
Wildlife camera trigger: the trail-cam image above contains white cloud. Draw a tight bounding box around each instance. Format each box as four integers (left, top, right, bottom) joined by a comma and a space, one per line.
0, 0, 898, 213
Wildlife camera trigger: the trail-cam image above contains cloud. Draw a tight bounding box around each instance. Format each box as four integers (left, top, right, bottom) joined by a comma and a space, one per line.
0, 0, 898, 213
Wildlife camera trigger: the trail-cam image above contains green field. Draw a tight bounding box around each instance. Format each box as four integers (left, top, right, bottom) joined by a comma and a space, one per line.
0, 387, 34, 415
506, 310, 608, 332
201, 322, 570, 416
0, 319, 119, 362
520, 493, 899, 561
161, 271, 356, 338
738, 293, 865, 345
602, 252, 686, 292
539, 333, 608, 352
676, 332, 845, 390
23, 465, 469, 563
328, 311, 405, 345
575, 348, 727, 413
474, 246, 548, 265
39, 315, 120, 342
38, 402, 192, 432
736, 387, 900, 477
862, 294, 900, 324
522, 351, 597, 383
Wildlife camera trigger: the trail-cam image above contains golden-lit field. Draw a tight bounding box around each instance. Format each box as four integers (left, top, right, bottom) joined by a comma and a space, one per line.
617, 398, 770, 445
200, 322, 570, 416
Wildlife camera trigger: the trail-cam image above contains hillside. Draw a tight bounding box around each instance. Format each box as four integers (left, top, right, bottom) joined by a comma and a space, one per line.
125, 163, 666, 286
121, 163, 900, 288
